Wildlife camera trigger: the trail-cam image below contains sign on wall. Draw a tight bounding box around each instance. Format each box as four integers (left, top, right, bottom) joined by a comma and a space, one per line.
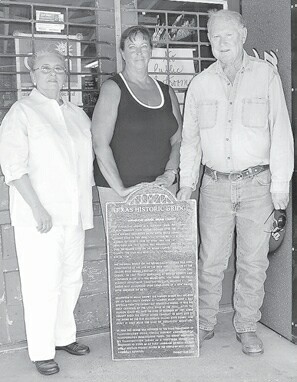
149, 47, 196, 105
36, 10, 65, 33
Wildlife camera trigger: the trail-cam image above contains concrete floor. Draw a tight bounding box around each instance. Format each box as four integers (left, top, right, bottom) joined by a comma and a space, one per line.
1, 312, 297, 382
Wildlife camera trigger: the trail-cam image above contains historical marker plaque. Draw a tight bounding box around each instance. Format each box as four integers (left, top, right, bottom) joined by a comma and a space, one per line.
106, 185, 198, 360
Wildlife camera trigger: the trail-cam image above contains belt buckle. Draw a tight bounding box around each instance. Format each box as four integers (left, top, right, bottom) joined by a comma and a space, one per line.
229, 171, 243, 181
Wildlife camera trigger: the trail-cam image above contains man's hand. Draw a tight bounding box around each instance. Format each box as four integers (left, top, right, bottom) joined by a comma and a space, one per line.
271, 192, 289, 210
177, 186, 193, 200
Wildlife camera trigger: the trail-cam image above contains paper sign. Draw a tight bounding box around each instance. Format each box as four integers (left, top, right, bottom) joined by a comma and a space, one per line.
149, 48, 195, 89
36, 10, 65, 33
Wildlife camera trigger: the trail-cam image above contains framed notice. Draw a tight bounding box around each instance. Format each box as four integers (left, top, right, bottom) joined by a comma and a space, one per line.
36, 10, 65, 33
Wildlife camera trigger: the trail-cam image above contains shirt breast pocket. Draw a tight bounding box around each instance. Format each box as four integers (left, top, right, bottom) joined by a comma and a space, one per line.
197, 100, 218, 129
242, 97, 268, 128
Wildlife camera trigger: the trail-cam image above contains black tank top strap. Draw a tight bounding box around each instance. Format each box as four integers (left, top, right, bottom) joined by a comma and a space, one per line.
109, 73, 125, 91
156, 80, 169, 96
110, 74, 169, 108
156, 80, 173, 111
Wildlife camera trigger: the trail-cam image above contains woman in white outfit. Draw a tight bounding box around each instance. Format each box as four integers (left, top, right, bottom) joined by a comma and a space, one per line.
0, 46, 94, 375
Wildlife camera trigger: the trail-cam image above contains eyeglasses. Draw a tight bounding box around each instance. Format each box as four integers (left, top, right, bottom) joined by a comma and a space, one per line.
33, 65, 66, 74
264, 209, 286, 235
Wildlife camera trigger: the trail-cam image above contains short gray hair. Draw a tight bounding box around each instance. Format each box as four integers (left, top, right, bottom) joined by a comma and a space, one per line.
27, 44, 66, 70
207, 9, 246, 33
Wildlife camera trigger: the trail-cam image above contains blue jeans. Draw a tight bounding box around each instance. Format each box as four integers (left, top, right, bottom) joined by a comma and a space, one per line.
198, 169, 274, 333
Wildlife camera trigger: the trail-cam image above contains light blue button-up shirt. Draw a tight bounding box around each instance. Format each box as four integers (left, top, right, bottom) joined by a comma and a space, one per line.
180, 52, 294, 193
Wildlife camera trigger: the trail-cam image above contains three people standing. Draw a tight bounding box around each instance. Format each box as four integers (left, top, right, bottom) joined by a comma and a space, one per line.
0, 8, 294, 376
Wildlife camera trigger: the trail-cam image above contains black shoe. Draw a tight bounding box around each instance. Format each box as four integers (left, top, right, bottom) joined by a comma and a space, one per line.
55, 342, 90, 356
236, 332, 264, 356
199, 329, 214, 348
35, 359, 59, 375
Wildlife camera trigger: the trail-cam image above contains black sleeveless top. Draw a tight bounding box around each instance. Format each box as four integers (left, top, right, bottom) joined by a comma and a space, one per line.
94, 73, 178, 187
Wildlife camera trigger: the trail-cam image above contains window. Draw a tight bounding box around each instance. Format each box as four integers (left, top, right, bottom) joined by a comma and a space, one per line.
0, 0, 116, 120
0, 0, 227, 121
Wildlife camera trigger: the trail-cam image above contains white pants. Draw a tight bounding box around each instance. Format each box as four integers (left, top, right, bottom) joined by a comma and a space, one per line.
14, 225, 85, 361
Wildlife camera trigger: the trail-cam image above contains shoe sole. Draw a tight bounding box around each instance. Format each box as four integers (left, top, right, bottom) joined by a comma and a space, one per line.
37, 368, 60, 375
35, 364, 60, 375
236, 334, 264, 356
199, 330, 214, 348
203, 331, 214, 341
55, 347, 90, 356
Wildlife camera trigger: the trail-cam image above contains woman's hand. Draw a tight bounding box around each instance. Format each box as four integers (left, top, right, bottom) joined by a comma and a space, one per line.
31, 204, 53, 233
117, 183, 150, 198
154, 170, 176, 187
10, 175, 53, 233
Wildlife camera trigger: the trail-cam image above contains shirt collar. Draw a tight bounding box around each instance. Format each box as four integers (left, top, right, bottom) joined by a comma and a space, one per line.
213, 50, 252, 75
29, 88, 67, 106
241, 51, 252, 71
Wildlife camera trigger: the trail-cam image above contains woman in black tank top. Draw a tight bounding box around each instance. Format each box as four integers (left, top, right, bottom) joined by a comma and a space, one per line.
92, 25, 182, 220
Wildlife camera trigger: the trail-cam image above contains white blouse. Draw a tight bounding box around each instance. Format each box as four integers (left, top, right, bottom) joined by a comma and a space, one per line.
0, 88, 94, 230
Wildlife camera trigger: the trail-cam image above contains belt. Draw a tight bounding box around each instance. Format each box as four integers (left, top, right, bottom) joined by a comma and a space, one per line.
204, 164, 269, 182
